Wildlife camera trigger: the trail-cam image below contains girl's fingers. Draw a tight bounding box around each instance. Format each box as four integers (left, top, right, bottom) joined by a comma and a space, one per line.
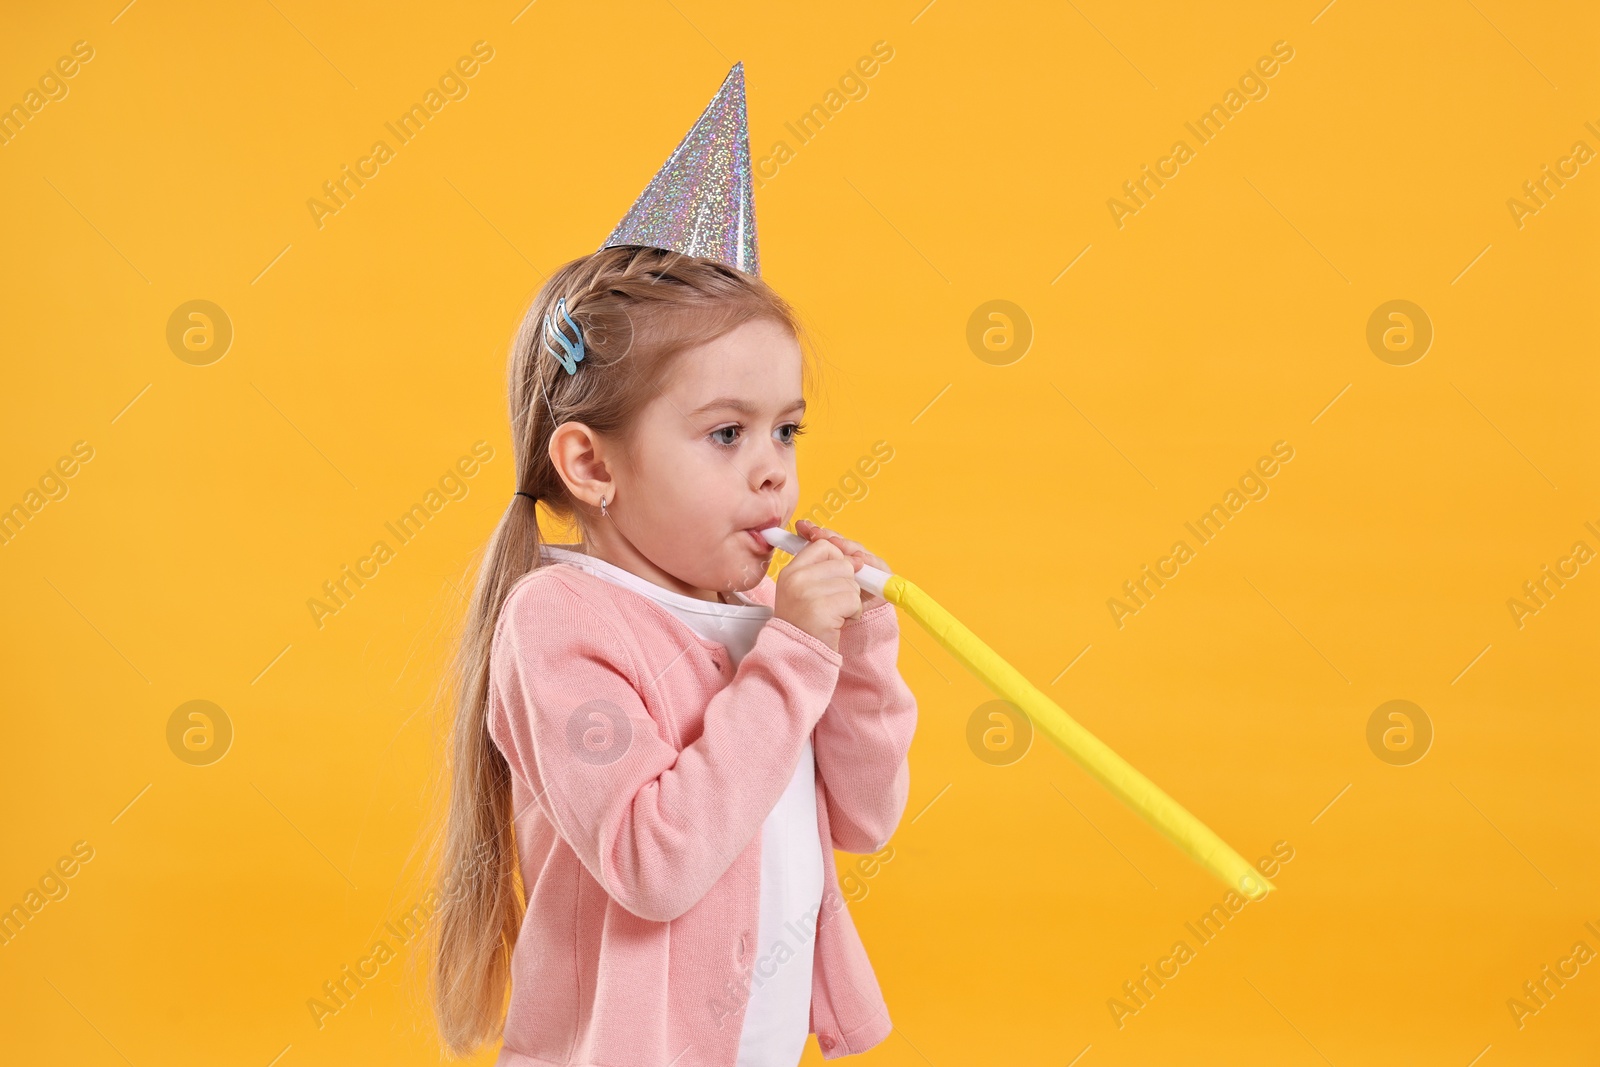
797, 518, 833, 544
790, 535, 846, 568
798, 519, 867, 564
797, 519, 891, 574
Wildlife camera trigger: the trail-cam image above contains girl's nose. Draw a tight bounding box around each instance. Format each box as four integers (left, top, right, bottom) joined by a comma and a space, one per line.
747, 440, 788, 493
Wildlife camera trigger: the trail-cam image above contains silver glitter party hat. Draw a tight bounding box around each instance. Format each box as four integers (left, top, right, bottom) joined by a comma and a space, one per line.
600, 62, 760, 277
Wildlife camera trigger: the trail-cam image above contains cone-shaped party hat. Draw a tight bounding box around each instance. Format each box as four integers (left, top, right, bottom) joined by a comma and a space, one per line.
600, 62, 760, 277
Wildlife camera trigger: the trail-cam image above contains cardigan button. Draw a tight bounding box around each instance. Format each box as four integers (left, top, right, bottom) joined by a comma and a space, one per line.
818, 1033, 836, 1051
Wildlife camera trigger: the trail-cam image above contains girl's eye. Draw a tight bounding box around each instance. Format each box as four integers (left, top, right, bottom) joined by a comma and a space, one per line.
709, 421, 808, 448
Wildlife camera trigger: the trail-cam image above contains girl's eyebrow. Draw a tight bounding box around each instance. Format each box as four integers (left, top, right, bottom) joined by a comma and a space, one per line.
688, 396, 806, 418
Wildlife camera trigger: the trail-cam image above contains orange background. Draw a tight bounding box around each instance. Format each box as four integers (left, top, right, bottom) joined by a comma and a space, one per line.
1, 1, 1596, 1064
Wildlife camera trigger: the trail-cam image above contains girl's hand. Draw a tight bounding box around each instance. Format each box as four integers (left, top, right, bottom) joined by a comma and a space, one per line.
795, 519, 889, 612
772, 536, 862, 653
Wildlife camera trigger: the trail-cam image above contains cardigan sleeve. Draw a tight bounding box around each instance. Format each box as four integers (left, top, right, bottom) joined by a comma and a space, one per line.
488, 571, 845, 923
812, 600, 918, 853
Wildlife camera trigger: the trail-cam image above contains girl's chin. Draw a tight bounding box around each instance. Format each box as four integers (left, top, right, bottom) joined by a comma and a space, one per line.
718, 558, 771, 593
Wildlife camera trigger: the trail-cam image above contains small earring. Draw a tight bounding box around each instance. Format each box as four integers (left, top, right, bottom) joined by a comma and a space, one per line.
600, 495, 609, 518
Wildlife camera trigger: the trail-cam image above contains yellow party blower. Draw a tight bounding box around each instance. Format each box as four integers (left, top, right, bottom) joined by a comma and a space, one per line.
762, 527, 1275, 902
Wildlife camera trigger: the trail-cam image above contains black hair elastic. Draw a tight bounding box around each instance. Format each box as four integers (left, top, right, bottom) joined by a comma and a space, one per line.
514, 491, 537, 502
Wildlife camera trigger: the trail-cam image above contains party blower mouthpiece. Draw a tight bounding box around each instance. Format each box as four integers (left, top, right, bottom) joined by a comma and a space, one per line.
758, 523, 1276, 903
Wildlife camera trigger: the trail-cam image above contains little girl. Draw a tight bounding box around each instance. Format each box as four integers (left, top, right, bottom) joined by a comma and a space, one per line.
430, 244, 918, 1067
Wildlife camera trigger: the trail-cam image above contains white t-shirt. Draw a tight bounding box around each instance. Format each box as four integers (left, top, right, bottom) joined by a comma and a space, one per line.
538, 544, 824, 1067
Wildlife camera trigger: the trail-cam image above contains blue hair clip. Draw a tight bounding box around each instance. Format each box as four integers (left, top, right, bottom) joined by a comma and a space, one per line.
543, 296, 586, 375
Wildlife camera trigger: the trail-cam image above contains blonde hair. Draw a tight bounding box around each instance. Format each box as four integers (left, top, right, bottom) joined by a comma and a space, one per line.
427, 245, 816, 1055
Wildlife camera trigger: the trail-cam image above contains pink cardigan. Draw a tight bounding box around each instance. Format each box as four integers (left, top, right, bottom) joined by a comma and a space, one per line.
487, 558, 918, 1065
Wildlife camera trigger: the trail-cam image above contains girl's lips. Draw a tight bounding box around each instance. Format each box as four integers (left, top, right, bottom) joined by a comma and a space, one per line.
743, 528, 774, 552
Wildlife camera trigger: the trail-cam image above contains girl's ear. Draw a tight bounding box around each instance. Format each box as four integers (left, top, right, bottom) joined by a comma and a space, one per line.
548, 420, 615, 509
